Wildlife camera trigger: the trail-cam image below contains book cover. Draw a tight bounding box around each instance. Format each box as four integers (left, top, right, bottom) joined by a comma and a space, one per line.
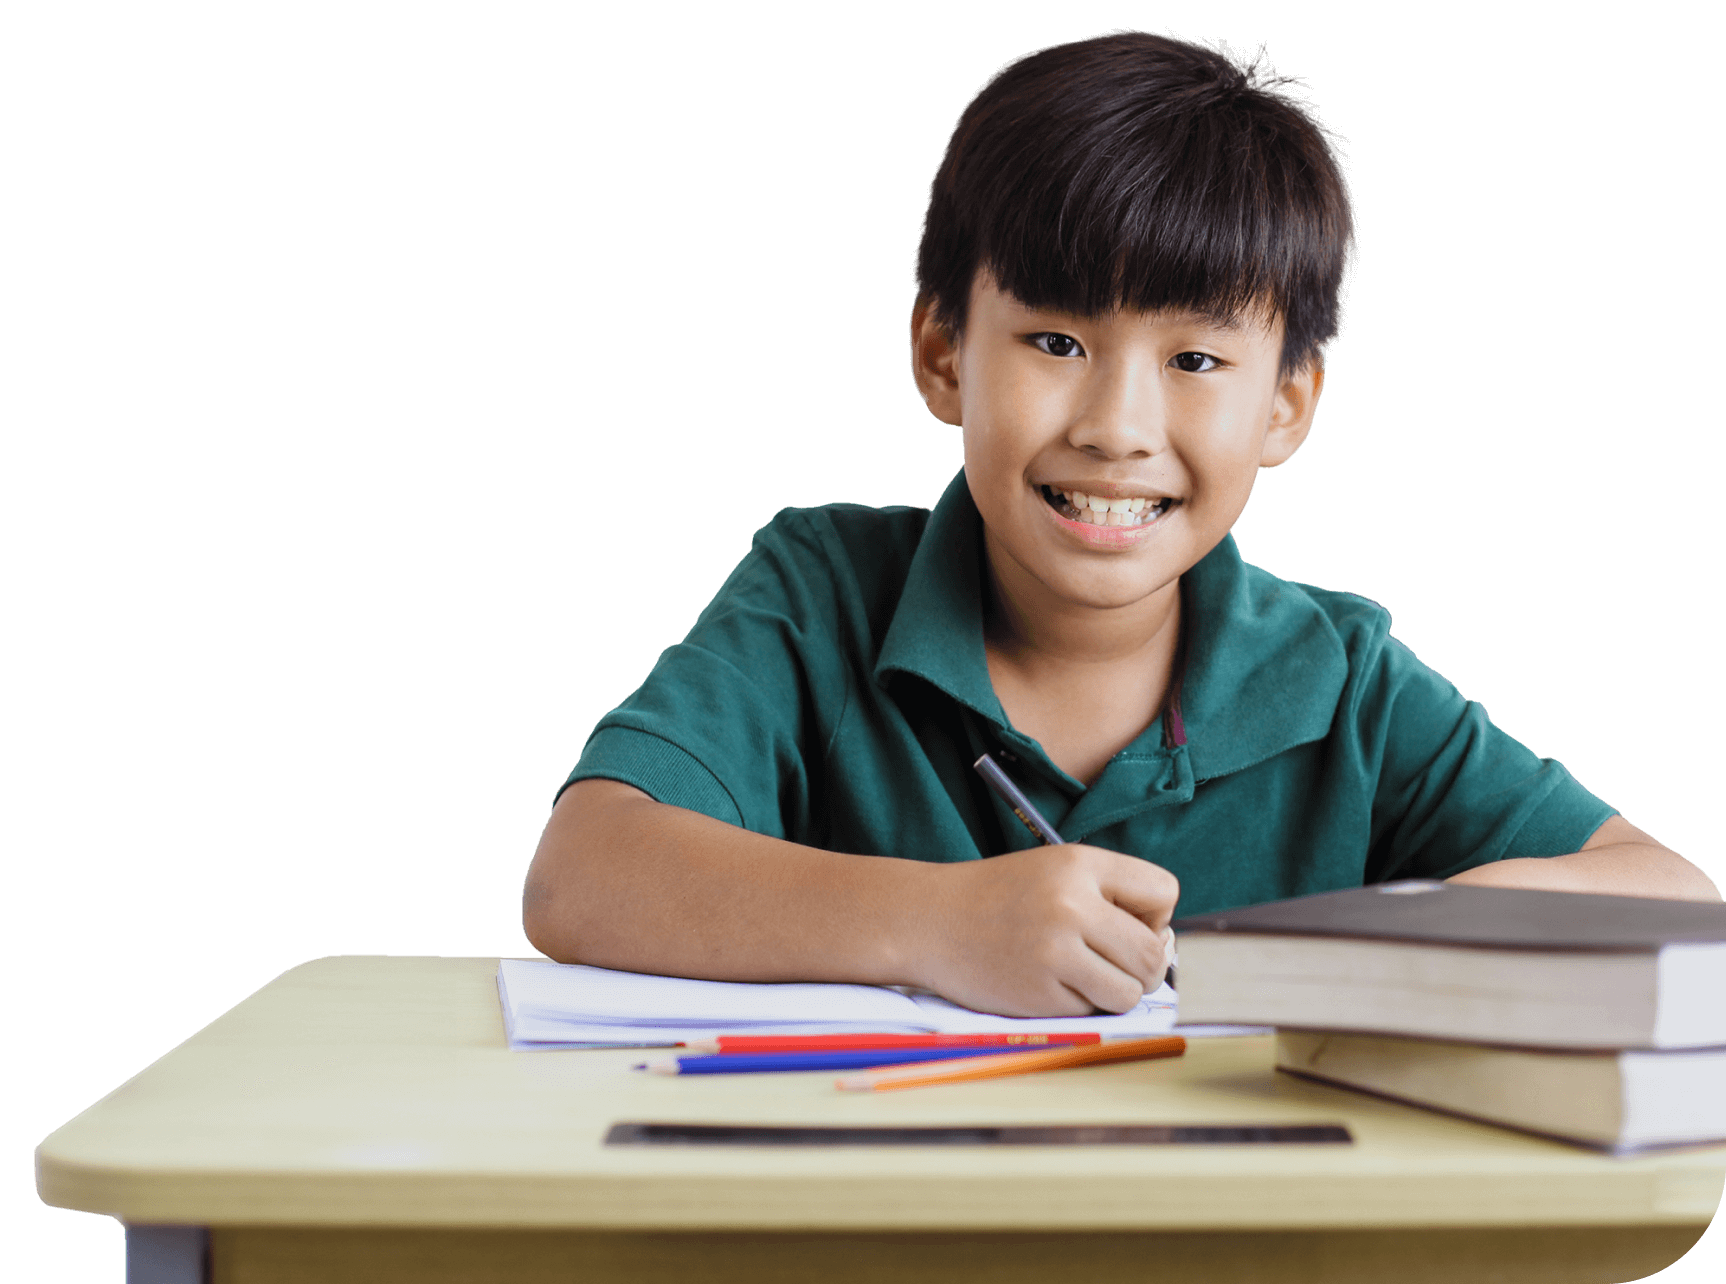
1173, 882, 1726, 951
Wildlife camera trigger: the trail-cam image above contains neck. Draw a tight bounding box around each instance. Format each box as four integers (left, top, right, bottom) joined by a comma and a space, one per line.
981, 529, 1182, 672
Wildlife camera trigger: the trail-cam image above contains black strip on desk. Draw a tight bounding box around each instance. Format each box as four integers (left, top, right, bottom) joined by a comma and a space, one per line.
605, 1122, 1352, 1146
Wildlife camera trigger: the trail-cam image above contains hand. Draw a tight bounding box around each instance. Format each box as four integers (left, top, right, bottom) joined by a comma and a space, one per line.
908, 844, 1179, 1017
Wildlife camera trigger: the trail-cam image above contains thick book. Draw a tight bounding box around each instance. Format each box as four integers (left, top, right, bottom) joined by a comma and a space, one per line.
1172, 882, 1726, 1048
1277, 1030, 1726, 1153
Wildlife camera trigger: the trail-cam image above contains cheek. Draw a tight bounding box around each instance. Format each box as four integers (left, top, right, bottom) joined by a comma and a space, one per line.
957, 390, 1014, 509
1181, 392, 1276, 493
959, 359, 1049, 467
1212, 431, 1270, 477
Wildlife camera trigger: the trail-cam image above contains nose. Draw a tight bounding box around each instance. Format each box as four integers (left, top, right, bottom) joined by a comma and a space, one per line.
1065, 355, 1169, 460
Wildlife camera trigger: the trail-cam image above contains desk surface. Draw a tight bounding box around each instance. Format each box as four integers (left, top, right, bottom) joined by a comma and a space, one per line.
36, 956, 1725, 1231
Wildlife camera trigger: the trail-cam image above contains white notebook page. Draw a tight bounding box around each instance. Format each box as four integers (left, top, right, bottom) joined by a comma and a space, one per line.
498, 959, 1183, 1050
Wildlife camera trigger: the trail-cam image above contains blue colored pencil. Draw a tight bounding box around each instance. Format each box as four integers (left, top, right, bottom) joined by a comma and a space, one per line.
635, 1045, 1037, 1076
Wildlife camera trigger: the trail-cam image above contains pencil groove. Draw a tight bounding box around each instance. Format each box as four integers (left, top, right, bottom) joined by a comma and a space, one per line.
603, 1123, 1353, 1146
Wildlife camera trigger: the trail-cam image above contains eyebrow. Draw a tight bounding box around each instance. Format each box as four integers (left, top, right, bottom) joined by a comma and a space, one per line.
1014, 303, 1258, 335
1163, 303, 1287, 341
1185, 309, 1249, 333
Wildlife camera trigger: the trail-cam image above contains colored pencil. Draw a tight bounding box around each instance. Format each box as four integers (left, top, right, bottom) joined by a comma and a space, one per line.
835, 1035, 1187, 1092
684, 1032, 1103, 1054
636, 1046, 1039, 1076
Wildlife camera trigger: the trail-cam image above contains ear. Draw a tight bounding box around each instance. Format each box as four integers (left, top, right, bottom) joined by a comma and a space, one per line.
1260, 362, 1324, 467
910, 298, 963, 426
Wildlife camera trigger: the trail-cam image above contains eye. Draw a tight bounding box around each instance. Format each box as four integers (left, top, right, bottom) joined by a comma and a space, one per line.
1170, 351, 1220, 373
1029, 332, 1084, 358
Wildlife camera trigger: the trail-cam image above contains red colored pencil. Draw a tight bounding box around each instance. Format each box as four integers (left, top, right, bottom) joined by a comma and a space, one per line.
682, 1031, 1104, 1055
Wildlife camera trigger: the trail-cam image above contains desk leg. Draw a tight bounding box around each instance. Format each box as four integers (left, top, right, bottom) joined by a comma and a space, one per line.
125, 1225, 210, 1284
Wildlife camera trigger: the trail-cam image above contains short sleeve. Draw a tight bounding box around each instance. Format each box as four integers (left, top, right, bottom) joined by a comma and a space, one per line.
559, 511, 852, 839
1360, 635, 1615, 882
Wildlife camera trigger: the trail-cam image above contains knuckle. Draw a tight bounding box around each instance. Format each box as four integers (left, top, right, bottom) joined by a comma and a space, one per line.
1047, 844, 1089, 876
1028, 939, 1064, 971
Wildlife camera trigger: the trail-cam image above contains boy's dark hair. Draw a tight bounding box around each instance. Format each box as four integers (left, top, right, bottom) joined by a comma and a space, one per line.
916, 33, 1351, 375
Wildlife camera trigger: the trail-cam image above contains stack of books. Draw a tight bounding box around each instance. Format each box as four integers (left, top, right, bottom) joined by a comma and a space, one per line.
1172, 882, 1726, 1153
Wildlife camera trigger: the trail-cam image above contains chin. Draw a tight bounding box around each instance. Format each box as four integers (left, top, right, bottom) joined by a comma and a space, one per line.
1050, 569, 1173, 611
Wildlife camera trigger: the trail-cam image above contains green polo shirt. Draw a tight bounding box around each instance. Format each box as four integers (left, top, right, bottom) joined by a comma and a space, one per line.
565, 471, 1613, 917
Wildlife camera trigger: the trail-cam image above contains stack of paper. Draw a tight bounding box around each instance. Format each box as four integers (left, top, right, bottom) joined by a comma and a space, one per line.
497, 959, 1184, 1050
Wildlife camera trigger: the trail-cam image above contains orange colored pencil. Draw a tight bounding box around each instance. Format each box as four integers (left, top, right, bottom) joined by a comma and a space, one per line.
835, 1035, 1186, 1092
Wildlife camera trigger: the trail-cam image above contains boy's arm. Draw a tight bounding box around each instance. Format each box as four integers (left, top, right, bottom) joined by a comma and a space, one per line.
1445, 815, 1720, 901
523, 778, 1179, 1017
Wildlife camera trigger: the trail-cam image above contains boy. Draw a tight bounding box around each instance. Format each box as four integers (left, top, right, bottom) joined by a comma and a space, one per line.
523, 33, 1715, 1018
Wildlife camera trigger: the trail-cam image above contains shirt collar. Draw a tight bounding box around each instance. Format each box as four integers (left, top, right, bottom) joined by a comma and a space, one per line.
873, 470, 1007, 725
1176, 534, 1348, 782
875, 468, 1347, 786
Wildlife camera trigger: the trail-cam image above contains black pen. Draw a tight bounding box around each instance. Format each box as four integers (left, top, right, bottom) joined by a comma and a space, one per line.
971, 752, 1177, 991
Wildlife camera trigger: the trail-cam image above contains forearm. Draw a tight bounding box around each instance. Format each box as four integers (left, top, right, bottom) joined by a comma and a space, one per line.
523, 778, 941, 986
1447, 840, 1720, 902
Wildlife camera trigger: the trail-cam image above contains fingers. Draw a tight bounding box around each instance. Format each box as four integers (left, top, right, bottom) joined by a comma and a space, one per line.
1071, 849, 1176, 1008
1091, 851, 1180, 931
1066, 966, 1155, 1015
1080, 904, 1171, 997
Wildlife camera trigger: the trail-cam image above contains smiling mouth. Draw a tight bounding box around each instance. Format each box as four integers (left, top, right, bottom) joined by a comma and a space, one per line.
1038, 484, 1178, 528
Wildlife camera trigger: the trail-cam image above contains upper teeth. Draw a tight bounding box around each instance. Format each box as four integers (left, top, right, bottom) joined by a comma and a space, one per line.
1068, 492, 1146, 512
1049, 487, 1168, 527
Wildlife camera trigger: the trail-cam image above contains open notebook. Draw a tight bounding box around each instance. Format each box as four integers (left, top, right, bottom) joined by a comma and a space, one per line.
498, 958, 1195, 1050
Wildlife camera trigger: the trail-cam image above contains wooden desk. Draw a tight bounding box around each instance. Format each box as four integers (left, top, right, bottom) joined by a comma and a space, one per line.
37, 957, 1723, 1283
